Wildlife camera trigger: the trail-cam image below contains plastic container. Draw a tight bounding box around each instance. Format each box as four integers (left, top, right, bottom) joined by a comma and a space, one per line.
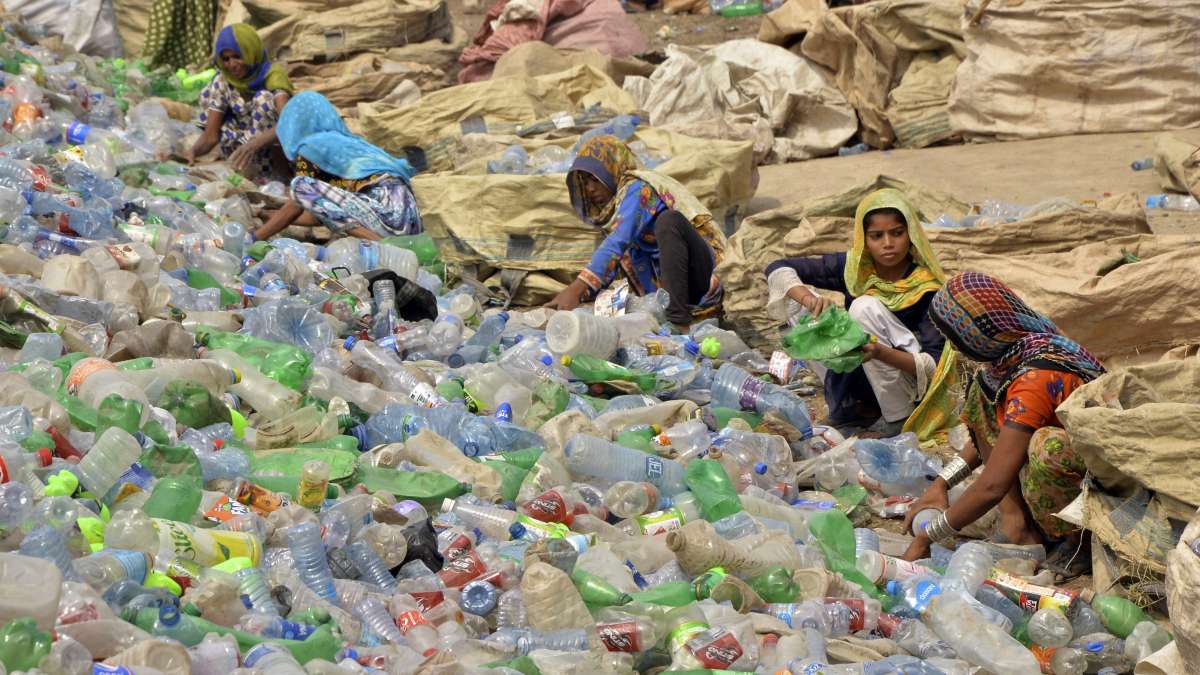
546, 310, 619, 358
565, 434, 688, 496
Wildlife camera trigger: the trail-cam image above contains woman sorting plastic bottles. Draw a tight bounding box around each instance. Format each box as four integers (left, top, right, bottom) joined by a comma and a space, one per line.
253, 92, 422, 242
544, 136, 726, 332
187, 24, 292, 177
763, 189, 958, 438
900, 272, 1105, 567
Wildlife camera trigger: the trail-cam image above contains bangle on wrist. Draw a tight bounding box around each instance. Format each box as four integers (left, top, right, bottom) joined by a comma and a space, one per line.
923, 512, 960, 546
938, 456, 971, 489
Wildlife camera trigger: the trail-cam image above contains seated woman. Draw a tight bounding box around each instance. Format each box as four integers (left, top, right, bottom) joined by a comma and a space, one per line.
188, 24, 292, 177
254, 92, 422, 242
544, 136, 725, 332
901, 272, 1105, 563
764, 189, 956, 437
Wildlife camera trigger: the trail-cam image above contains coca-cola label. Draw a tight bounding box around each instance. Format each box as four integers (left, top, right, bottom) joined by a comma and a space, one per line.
598, 620, 643, 653
437, 535, 485, 587
825, 598, 868, 632
411, 591, 445, 611
687, 628, 744, 669
523, 490, 568, 523
395, 609, 429, 633
59, 602, 101, 625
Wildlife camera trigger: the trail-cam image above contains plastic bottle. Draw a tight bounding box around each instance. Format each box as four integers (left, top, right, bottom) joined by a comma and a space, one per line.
243, 643, 307, 675
75, 427, 142, 499
1145, 193, 1200, 211
390, 594, 441, 656
1072, 633, 1132, 672
853, 527, 881, 557
855, 550, 934, 586
201, 348, 303, 418
287, 521, 338, 603
1070, 599, 1108, 639
18, 524, 80, 582
1028, 607, 1074, 647
297, 460, 330, 511
604, 481, 660, 519
489, 627, 592, 655
1050, 646, 1088, 675
565, 434, 688, 496
546, 310, 619, 359
346, 540, 397, 594
711, 363, 812, 437
73, 549, 151, 590
17, 333, 63, 363
1123, 620, 1171, 663
460, 579, 500, 616
495, 588, 527, 628
892, 617, 957, 659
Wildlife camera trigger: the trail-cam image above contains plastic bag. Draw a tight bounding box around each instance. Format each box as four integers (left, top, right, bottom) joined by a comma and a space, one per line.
781, 307, 869, 373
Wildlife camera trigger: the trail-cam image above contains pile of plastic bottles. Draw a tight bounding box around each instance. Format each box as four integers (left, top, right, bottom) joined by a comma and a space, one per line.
487, 115, 668, 175
0, 14, 1178, 675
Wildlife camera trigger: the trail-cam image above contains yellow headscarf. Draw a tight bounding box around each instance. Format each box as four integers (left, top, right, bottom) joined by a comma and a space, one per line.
843, 188, 945, 312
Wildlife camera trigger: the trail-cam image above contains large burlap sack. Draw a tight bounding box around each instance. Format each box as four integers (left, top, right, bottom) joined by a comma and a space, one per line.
4, 0, 121, 56
784, 0, 964, 148
412, 127, 754, 303
113, 0, 152, 57
287, 54, 448, 113
949, 233, 1200, 361
1167, 508, 1200, 671
1151, 134, 1200, 200
492, 42, 653, 86
255, 0, 452, 62
623, 40, 857, 164
886, 50, 960, 148
359, 65, 637, 171
949, 0, 1200, 142
718, 176, 1150, 346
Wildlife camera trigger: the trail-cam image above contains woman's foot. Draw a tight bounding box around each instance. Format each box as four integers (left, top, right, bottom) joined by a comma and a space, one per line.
995, 489, 1044, 546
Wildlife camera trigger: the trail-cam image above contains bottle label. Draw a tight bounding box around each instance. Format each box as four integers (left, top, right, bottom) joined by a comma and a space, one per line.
522, 490, 568, 523
60, 601, 101, 625
738, 376, 768, 410
598, 620, 644, 653
635, 507, 684, 536
437, 535, 486, 588
409, 382, 440, 408
278, 618, 317, 641
395, 609, 429, 633
297, 477, 326, 511
0, 456, 8, 484
645, 455, 664, 482
204, 494, 252, 522
92, 666, 134, 675
411, 591, 445, 611
881, 555, 929, 582
985, 570, 1077, 614
104, 244, 144, 271
687, 628, 744, 669
912, 580, 941, 613
515, 514, 569, 539
155, 518, 262, 567
109, 462, 155, 505
769, 350, 802, 383
66, 357, 116, 395
108, 549, 149, 584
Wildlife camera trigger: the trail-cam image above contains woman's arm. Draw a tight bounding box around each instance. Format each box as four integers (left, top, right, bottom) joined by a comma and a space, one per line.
188, 110, 224, 162
254, 199, 306, 241
547, 185, 649, 310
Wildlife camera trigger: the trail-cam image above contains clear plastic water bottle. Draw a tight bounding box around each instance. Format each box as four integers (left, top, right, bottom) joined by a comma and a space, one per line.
564, 434, 688, 496
1130, 157, 1154, 171
346, 540, 397, 594
448, 311, 510, 367
17, 332, 63, 362
19, 524, 80, 582
489, 627, 592, 655
942, 541, 993, 594
495, 588, 527, 628
243, 643, 306, 675
853, 528, 881, 557
236, 566, 280, 616
239, 612, 319, 641
75, 427, 143, 498
892, 617, 957, 659
974, 583, 1026, 629
0, 482, 34, 530
1070, 600, 1108, 639
287, 521, 338, 603
711, 363, 812, 437
1028, 607, 1074, 647
853, 434, 941, 495
1123, 620, 1172, 662
487, 145, 530, 175
1145, 193, 1200, 211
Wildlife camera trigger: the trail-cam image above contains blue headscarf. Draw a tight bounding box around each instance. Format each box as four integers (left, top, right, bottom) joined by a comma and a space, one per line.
276, 92, 415, 182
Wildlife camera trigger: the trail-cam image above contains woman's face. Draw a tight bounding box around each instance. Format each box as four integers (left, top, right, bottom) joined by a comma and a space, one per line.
220, 49, 249, 79
864, 211, 910, 271
582, 172, 614, 207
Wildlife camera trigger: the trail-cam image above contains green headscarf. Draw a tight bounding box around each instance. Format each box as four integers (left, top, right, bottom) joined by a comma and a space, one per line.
213, 23, 293, 94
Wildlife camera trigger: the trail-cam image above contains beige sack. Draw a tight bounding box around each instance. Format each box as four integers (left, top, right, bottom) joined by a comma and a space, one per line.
886, 50, 961, 149
537, 409, 601, 462
1152, 134, 1200, 200
398, 430, 504, 502
288, 54, 448, 114
492, 42, 654, 86
1167, 509, 1200, 672
949, 0, 1200, 142
255, 0, 452, 62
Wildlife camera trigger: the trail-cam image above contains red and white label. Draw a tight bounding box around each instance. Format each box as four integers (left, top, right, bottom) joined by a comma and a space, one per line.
688, 629, 744, 669
598, 620, 644, 653
411, 591, 445, 612
825, 598, 868, 632
521, 490, 568, 524
396, 610, 429, 633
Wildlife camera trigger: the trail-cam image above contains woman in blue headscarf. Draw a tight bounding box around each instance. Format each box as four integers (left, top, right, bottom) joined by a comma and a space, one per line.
187, 24, 292, 177
255, 92, 423, 242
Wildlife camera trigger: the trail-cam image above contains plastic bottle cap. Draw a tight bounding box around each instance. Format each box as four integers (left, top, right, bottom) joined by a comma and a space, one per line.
539, 354, 553, 366
509, 523, 527, 539
885, 580, 900, 596
560, 355, 572, 367
158, 605, 181, 625
212, 557, 253, 574
1086, 642, 1103, 653
684, 339, 701, 356
754, 462, 768, 475
343, 336, 359, 350
349, 424, 369, 451
498, 311, 510, 321
700, 337, 721, 358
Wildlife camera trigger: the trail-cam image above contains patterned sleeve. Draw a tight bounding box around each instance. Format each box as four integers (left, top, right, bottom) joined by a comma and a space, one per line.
198, 76, 227, 114
1002, 370, 1083, 432
579, 181, 653, 294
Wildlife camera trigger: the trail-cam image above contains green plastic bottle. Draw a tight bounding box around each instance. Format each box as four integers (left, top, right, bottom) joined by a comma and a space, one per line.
0, 618, 52, 670
194, 329, 312, 391
616, 424, 659, 453
706, 406, 763, 430
96, 394, 144, 436
144, 476, 203, 522
132, 607, 339, 663
1084, 591, 1149, 638
683, 459, 742, 521
747, 566, 800, 603
561, 354, 659, 393
186, 269, 241, 306
381, 233, 440, 266
630, 581, 696, 607
573, 568, 633, 607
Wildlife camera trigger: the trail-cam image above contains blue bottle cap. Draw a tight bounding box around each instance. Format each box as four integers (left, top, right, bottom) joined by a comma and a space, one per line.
343, 336, 358, 350
348, 424, 370, 451
496, 402, 513, 423
1087, 642, 1104, 653
158, 604, 180, 625
315, 246, 327, 261
885, 580, 900, 596
754, 462, 768, 475
497, 311, 510, 321
540, 354, 553, 366
684, 339, 701, 356
509, 523, 527, 539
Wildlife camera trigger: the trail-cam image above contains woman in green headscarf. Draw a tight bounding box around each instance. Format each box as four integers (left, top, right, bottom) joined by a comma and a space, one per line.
186, 24, 293, 177
763, 188, 959, 438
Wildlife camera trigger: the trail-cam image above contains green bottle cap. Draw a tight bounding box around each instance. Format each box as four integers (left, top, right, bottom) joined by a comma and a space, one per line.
700, 337, 721, 359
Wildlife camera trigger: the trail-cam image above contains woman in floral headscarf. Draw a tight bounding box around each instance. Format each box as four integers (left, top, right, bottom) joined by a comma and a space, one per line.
763, 189, 958, 439
901, 272, 1104, 564
187, 24, 292, 177
545, 136, 726, 332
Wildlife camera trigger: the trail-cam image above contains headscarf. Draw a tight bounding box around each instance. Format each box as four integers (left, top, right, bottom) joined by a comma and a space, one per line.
930, 271, 1105, 404
213, 24, 293, 94
844, 188, 945, 312
276, 92, 415, 182
567, 136, 639, 227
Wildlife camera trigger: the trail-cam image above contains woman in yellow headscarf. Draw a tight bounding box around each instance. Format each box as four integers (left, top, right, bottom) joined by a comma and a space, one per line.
763, 189, 958, 438
186, 24, 293, 177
